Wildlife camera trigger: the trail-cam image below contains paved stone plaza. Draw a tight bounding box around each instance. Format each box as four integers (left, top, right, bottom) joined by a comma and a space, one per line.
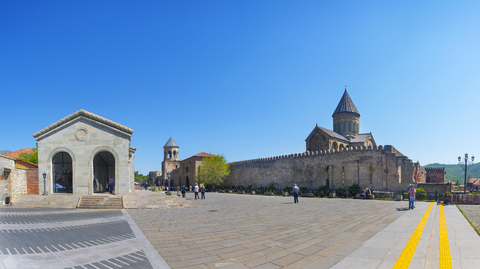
128, 192, 480, 269
2, 192, 480, 268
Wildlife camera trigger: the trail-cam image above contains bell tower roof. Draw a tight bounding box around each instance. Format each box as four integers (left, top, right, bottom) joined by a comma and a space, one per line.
163, 137, 178, 148
332, 89, 360, 117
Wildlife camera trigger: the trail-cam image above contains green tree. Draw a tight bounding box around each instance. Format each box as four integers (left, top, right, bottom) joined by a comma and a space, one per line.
18, 148, 38, 164
196, 153, 230, 186
135, 171, 148, 182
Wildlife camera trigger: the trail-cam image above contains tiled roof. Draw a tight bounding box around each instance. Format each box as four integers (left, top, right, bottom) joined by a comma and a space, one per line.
194, 152, 215, 157
468, 178, 480, 185
15, 159, 38, 168
333, 89, 360, 116
33, 109, 133, 140
3, 148, 36, 159
316, 126, 349, 142
349, 133, 372, 143
164, 137, 179, 148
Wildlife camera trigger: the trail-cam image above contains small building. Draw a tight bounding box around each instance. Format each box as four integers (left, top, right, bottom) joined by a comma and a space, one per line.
149, 171, 162, 186
161, 137, 214, 188
33, 110, 136, 195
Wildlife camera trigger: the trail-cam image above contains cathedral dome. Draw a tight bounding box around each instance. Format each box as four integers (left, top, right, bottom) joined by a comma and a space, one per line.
332, 89, 360, 136
332, 89, 360, 117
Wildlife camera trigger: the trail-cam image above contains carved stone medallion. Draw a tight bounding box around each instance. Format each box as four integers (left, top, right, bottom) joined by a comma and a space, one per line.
75, 128, 88, 141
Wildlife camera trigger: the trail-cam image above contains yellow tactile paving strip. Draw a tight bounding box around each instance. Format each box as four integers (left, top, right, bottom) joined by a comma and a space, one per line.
393, 202, 434, 269
439, 204, 452, 269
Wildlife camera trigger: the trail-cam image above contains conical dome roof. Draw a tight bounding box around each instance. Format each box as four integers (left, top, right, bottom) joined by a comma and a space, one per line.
163, 137, 178, 148
332, 89, 360, 116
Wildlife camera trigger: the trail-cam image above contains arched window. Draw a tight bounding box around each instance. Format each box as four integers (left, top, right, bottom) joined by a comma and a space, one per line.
333, 142, 338, 149
52, 152, 73, 193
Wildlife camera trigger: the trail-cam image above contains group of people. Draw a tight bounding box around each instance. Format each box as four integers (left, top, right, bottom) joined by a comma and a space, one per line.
180, 184, 206, 199
291, 183, 417, 210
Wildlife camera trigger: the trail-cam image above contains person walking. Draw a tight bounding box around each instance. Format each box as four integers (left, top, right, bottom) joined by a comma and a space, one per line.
108, 176, 115, 194
201, 185, 206, 199
408, 184, 416, 209
293, 184, 300, 203
181, 185, 186, 198
194, 184, 199, 199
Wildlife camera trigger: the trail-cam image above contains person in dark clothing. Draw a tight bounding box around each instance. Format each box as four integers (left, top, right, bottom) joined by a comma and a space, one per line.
181, 185, 186, 198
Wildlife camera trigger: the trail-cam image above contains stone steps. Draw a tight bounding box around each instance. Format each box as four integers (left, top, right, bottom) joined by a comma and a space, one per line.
77, 195, 123, 209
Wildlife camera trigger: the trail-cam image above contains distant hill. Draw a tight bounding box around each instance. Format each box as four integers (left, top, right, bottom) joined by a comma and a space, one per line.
0, 150, 12, 156
422, 163, 480, 184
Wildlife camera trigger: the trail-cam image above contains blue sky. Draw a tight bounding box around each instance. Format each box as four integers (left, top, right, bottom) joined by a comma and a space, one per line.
2, 1, 480, 174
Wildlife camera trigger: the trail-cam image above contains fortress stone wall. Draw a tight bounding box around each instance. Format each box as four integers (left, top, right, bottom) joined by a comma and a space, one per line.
225, 145, 425, 191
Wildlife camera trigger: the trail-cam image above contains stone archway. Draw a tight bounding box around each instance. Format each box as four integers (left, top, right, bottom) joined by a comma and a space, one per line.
93, 151, 115, 193
89, 146, 120, 195
52, 152, 73, 193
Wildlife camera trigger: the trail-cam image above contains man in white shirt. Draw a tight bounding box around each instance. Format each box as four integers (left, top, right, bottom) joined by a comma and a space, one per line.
194, 184, 199, 199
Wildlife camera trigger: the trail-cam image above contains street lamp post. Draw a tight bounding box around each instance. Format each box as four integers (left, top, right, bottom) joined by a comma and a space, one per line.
42, 172, 47, 195
458, 153, 475, 194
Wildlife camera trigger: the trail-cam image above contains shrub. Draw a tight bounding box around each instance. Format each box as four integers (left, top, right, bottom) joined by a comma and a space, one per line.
267, 183, 276, 192
237, 185, 244, 190
230, 185, 236, 189
283, 186, 293, 192
335, 188, 343, 196
246, 185, 252, 190
318, 185, 329, 196
300, 186, 308, 193
348, 183, 360, 197
471, 192, 478, 195
416, 188, 426, 200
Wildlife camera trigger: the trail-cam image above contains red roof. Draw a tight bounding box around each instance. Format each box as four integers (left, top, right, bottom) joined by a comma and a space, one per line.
468, 178, 480, 186
3, 148, 36, 159
194, 152, 215, 157
15, 159, 38, 168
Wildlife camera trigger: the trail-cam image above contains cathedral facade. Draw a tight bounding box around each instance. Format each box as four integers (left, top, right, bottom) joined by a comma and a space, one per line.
225, 89, 426, 191
305, 89, 375, 152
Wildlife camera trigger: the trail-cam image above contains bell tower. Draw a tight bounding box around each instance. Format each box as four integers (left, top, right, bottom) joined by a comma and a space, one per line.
332, 88, 360, 136
163, 137, 179, 161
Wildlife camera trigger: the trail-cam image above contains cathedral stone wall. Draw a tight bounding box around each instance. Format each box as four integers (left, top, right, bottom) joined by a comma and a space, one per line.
225, 145, 425, 191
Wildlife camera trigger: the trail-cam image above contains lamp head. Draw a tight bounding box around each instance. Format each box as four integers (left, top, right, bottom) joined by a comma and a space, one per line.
42, 172, 46, 179
472, 156, 475, 162
458, 156, 461, 162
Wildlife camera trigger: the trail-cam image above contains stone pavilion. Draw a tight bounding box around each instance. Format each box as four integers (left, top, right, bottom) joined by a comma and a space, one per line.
33, 109, 136, 195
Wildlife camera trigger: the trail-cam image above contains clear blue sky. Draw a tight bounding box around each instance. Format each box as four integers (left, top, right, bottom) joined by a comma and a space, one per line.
2, 1, 480, 175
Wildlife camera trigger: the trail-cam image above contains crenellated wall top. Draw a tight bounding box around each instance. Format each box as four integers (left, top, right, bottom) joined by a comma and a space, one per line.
229, 145, 407, 165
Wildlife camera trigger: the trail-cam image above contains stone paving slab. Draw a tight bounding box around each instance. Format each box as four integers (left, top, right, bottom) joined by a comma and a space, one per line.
127, 193, 406, 268
127, 193, 480, 268
0, 208, 168, 268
